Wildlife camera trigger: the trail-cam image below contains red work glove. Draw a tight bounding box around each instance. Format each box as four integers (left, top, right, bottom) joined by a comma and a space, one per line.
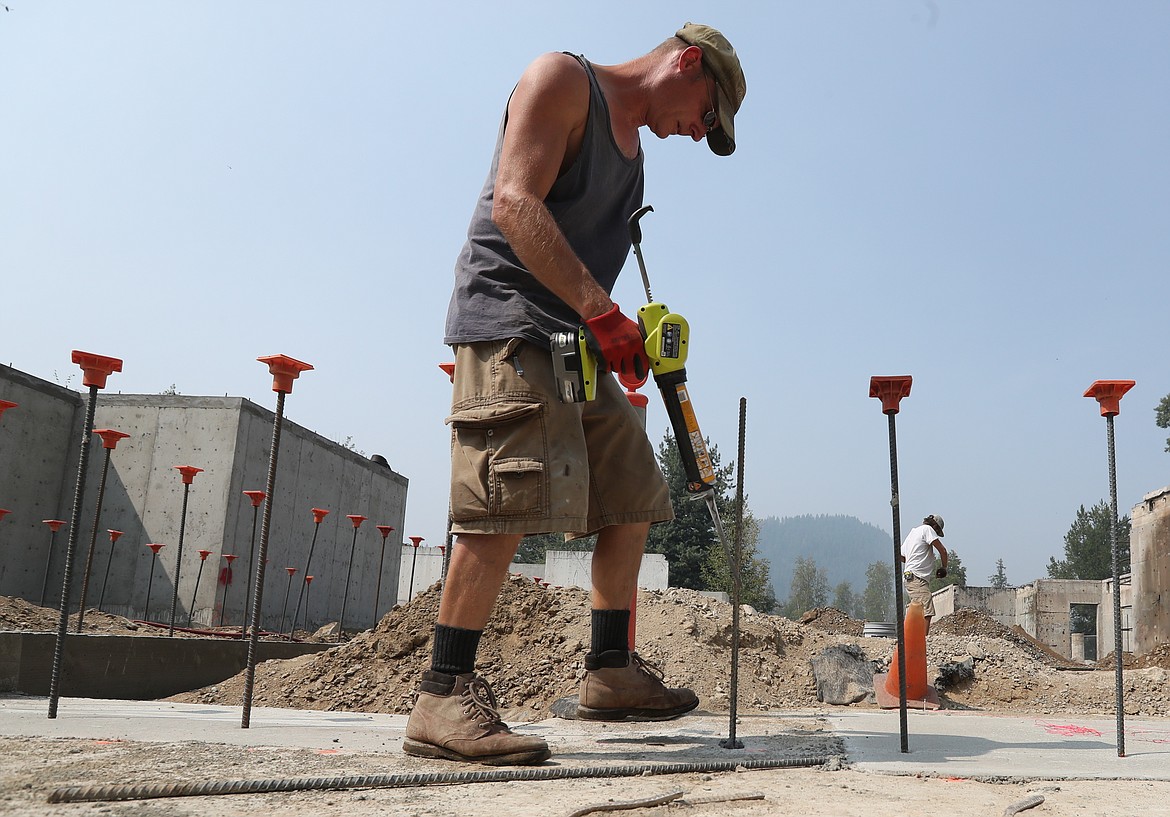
583, 303, 649, 384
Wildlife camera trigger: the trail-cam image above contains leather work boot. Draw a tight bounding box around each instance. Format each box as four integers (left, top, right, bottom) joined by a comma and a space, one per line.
403, 670, 551, 765
577, 650, 699, 721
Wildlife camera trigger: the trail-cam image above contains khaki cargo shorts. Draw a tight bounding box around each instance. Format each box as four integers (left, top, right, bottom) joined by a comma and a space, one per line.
447, 338, 673, 536
903, 572, 936, 618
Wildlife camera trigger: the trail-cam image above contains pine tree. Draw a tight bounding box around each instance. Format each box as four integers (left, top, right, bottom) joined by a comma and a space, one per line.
989, 559, 1009, 589
929, 548, 967, 592
1156, 392, 1170, 453
1048, 501, 1130, 580
646, 432, 737, 591
700, 509, 778, 613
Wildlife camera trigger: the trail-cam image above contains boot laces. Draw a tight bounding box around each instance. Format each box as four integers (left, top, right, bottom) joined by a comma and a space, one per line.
630, 652, 665, 682
459, 676, 505, 729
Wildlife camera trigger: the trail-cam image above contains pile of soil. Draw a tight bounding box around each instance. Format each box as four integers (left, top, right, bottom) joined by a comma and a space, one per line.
0, 595, 160, 636
0, 594, 332, 641
799, 606, 864, 636
157, 580, 1170, 719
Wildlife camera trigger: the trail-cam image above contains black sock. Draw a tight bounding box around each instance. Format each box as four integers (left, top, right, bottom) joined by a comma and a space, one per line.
591, 609, 630, 655
431, 624, 482, 675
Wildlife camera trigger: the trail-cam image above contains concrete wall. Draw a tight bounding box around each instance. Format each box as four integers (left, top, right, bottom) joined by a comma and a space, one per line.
1098, 574, 1134, 657
85, 397, 248, 625
935, 578, 1135, 660
0, 364, 83, 604
1131, 486, 1170, 654
0, 631, 331, 699
501, 551, 668, 594
0, 364, 408, 635
226, 400, 407, 633
1017, 579, 1103, 658
933, 585, 1018, 627
397, 544, 445, 605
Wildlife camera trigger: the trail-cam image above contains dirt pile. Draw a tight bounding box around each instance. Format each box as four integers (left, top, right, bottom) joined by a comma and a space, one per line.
800, 606, 864, 636
4, 588, 1167, 719
164, 582, 1170, 719
0, 594, 275, 639
0, 595, 154, 636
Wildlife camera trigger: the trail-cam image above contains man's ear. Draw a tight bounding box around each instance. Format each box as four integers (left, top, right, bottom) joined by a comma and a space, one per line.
677, 44, 705, 73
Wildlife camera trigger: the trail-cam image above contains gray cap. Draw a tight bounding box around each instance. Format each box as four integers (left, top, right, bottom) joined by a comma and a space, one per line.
926, 514, 945, 535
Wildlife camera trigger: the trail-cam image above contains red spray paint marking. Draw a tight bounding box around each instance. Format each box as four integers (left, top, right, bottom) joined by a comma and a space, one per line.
1037, 720, 1102, 737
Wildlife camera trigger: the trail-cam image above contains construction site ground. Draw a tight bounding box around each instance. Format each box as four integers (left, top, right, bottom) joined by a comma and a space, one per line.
2, 580, 1169, 816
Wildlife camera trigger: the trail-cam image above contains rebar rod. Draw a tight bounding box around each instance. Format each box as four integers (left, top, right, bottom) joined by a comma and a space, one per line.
76, 447, 112, 632
1106, 414, 1125, 757
168, 483, 192, 637
291, 522, 322, 635
48, 754, 838, 804
47, 384, 98, 719
242, 390, 285, 728
887, 411, 909, 753
719, 396, 747, 750
242, 504, 260, 634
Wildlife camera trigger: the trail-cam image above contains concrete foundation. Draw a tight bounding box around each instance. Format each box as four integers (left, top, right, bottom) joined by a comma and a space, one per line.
0, 364, 408, 634
0, 631, 332, 699
934, 576, 1134, 661
932, 585, 1018, 628
505, 551, 668, 593
1131, 486, 1170, 655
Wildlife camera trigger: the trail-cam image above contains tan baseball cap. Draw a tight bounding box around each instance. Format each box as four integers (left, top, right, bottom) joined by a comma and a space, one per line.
676, 22, 746, 156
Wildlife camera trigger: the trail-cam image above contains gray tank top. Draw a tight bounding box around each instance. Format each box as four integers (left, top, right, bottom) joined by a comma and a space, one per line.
444, 54, 645, 347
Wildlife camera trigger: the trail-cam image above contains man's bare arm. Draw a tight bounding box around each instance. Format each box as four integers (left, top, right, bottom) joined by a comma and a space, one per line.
491, 53, 613, 322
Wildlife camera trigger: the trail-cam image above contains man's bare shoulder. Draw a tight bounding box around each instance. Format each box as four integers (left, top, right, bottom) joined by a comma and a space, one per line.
514, 52, 590, 110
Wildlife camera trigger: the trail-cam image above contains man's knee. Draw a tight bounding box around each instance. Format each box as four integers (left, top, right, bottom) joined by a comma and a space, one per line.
454, 533, 523, 564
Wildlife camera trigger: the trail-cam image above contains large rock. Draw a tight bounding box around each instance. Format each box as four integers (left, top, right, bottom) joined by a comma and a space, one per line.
810, 644, 875, 705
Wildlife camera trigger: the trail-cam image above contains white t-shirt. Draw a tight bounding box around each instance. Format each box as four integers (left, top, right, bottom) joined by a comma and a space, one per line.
901, 523, 940, 579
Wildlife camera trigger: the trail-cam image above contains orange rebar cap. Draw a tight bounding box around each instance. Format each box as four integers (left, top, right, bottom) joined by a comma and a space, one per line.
0, 399, 17, 419
347, 514, 367, 528
1084, 380, 1135, 417
243, 490, 266, 507
173, 465, 203, 484
258, 354, 313, 394
311, 507, 330, 524
869, 375, 913, 414
42, 519, 66, 532
94, 429, 130, 449
376, 525, 394, 538
71, 351, 123, 389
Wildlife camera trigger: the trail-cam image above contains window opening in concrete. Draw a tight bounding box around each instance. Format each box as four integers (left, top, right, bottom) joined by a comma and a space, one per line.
1070, 603, 1097, 662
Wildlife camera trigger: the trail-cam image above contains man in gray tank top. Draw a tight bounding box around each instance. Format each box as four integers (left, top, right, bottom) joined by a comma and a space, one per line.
405, 23, 747, 765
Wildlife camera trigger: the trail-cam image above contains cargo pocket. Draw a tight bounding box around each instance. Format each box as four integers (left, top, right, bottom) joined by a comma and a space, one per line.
447, 399, 547, 521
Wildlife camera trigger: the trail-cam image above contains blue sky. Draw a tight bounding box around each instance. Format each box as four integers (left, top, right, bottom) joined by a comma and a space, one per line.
2, 2, 1167, 589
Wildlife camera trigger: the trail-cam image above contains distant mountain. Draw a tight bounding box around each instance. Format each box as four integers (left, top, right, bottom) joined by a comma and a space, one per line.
757, 514, 892, 603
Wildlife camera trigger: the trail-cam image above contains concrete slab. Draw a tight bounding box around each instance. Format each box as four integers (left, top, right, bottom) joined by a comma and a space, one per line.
826, 709, 1170, 781
0, 695, 410, 753
2, 696, 1168, 784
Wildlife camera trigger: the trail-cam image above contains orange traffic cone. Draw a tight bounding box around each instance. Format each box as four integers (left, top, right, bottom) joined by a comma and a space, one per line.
886, 601, 929, 700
